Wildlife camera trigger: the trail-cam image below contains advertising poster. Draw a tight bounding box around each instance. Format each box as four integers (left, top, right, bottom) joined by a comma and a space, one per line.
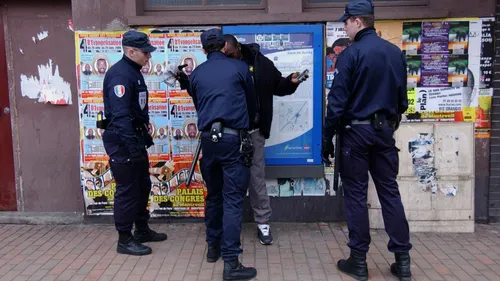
402, 18, 494, 131
142, 33, 168, 93
76, 28, 210, 216
169, 98, 199, 162
149, 162, 206, 218
223, 24, 324, 167
75, 31, 124, 215
325, 22, 349, 90
76, 32, 123, 91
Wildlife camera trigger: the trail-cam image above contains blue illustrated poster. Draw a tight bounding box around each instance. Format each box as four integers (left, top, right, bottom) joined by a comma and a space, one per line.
222, 24, 323, 166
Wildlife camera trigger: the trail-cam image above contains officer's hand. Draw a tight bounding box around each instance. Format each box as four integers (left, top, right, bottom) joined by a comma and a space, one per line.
291, 72, 309, 84
394, 114, 402, 131
174, 71, 190, 90
322, 139, 335, 165
145, 134, 154, 148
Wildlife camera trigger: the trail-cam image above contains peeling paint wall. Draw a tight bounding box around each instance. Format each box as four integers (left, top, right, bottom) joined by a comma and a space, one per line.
368, 122, 475, 232
3, 0, 82, 212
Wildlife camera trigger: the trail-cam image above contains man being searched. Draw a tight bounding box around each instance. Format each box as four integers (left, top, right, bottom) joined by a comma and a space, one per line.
99, 30, 167, 256
223, 34, 309, 245
322, 1, 412, 280
188, 28, 258, 281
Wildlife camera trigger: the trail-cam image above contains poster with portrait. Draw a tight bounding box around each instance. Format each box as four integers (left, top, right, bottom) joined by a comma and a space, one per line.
325, 22, 349, 90
76, 32, 123, 92
141, 33, 168, 93
169, 98, 199, 162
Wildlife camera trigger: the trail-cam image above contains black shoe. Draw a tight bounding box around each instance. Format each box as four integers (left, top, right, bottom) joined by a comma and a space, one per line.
223, 260, 257, 281
206, 244, 221, 263
134, 228, 168, 243
391, 252, 412, 281
257, 224, 273, 245
337, 249, 368, 281
117, 236, 152, 256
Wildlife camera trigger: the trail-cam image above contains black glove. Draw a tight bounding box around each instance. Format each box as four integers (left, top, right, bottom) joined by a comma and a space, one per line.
175, 64, 190, 90
144, 133, 154, 148
322, 138, 335, 165
394, 114, 402, 131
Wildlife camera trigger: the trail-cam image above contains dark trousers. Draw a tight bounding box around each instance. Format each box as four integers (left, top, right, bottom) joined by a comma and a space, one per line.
109, 152, 151, 233
200, 133, 250, 261
339, 124, 412, 253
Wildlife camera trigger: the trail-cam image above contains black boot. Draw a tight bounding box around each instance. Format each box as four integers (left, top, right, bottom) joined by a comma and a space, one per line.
337, 249, 368, 281
134, 222, 167, 243
391, 252, 412, 281
223, 259, 257, 281
117, 231, 152, 256
206, 243, 220, 263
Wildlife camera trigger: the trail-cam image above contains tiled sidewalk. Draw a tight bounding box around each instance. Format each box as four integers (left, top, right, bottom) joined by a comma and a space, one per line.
0, 223, 500, 281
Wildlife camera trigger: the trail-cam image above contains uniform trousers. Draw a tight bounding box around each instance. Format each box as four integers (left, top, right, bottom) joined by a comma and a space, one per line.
339, 124, 412, 253
200, 132, 250, 261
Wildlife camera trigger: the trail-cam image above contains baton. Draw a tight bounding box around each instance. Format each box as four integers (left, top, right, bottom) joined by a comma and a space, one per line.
333, 134, 341, 192
333, 125, 350, 192
186, 139, 202, 187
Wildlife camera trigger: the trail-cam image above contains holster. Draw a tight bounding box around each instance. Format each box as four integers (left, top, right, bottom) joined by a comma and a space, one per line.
370, 113, 397, 132
239, 131, 254, 168
96, 119, 109, 129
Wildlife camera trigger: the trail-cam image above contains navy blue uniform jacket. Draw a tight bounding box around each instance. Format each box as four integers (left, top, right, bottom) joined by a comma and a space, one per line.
102, 56, 150, 155
189, 51, 257, 132
324, 27, 408, 140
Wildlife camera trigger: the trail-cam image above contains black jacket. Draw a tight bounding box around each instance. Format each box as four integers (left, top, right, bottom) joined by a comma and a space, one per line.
240, 43, 299, 139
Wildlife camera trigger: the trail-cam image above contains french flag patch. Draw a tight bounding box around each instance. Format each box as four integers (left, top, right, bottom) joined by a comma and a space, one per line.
114, 85, 125, 98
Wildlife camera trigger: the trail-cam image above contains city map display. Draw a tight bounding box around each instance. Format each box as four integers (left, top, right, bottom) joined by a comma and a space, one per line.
223, 24, 324, 166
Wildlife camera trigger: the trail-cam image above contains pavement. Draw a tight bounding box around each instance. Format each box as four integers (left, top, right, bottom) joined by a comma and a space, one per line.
0, 222, 500, 281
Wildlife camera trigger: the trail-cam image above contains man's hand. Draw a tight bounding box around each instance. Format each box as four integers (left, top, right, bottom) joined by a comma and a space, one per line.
322, 138, 335, 165
291, 72, 309, 84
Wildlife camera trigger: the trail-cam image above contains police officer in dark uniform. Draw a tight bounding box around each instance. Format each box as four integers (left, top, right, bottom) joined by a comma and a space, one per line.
99, 30, 167, 256
188, 28, 257, 281
322, 1, 412, 280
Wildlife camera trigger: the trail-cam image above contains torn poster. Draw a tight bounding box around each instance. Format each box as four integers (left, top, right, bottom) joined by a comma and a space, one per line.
32, 31, 48, 43
278, 178, 294, 197
265, 179, 279, 197
408, 133, 437, 193
440, 184, 457, 196
20, 59, 72, 105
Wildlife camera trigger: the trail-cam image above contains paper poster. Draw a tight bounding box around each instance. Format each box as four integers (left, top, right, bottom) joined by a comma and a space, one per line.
75, 29, 209, 216
325, 22, 349, 90
169, 98, 198, 162
401, 18, 494, 129
149, 162, 206, 218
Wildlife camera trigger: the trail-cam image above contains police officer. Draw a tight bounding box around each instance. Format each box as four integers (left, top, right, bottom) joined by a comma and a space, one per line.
188, 28, 257, 281
100, 30, 167, 256
223, 34, 308, 246
322, 1, 412, 280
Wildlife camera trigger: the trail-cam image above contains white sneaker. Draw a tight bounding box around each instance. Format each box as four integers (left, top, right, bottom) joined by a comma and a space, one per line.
257, 223, 273, 245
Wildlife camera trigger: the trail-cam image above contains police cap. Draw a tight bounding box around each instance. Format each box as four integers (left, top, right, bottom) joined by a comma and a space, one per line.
338, 0, 374, 22
200, 28, 224, 48
122, 30, 157, 53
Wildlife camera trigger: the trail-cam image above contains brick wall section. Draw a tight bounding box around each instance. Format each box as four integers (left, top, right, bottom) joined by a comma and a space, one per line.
489, 0, 500, 221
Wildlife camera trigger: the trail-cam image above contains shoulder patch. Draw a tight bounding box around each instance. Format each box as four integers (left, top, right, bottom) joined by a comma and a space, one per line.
114, 85, 125, 98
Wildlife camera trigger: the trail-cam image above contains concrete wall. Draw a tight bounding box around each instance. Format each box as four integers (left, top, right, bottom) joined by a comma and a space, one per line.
369, 123, 475, 232
3, 0, 82, 212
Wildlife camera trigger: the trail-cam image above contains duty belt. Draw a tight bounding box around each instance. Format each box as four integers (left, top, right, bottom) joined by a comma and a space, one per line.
350, 119, 371, 125
221, 127, 240, 136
